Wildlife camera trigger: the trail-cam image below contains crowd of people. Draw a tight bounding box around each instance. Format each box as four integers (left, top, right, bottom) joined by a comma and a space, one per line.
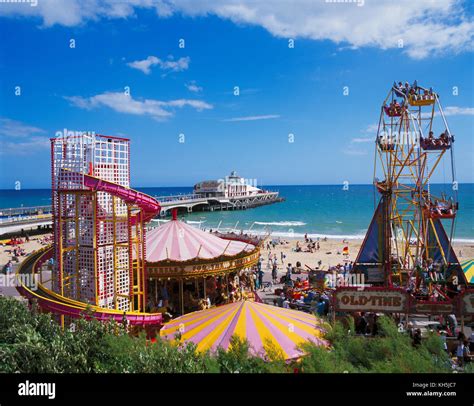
1, 236, 27, 263
295, 238, 321, 253
394, 80, 436, 102
420, 130, 452, 150
377, 134, 395, 151
423, 197, 456, 218
354, 312, 379, 335
384, 99, 404, 116
0, 229, 53, 278
146, 267, 264, 317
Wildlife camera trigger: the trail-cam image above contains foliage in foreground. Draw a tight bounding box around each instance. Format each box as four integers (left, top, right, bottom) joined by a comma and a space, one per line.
0, 297, 468, 373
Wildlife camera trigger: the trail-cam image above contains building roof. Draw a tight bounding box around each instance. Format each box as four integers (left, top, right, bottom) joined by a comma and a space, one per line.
146, 218, 255, 263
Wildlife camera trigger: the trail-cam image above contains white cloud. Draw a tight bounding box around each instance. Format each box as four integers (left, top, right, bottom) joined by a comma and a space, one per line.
361, 123, 379, 134
443, 106, 474, 116
420, 105, 474, 119
351, 123, 377, 143
0, 137, 50, 155
64, 92, 213, 120
223, 114, 280, 122
0, 118, 46, 137
0, 0, 472, 59
352, 137, 373, 143
0, 118, 49, 155
185, 81, 203, 93
343, 147, 368, 156
127, 55, 190, 74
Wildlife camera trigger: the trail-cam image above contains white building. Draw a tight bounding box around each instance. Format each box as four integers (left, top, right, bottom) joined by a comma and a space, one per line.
194, 171, 262, 198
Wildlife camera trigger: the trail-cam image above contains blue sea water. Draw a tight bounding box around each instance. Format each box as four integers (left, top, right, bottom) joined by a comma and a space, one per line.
1, 184, 473, 241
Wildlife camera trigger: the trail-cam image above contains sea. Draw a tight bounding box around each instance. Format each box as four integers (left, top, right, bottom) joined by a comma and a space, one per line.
1, 184, 473, 241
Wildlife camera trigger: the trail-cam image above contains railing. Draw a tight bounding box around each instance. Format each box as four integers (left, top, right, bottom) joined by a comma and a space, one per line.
154, 194, 205, 203
0, 205, 52, 217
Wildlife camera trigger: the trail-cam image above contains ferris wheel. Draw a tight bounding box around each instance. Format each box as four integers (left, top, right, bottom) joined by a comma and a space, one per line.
354, 81, 466, 299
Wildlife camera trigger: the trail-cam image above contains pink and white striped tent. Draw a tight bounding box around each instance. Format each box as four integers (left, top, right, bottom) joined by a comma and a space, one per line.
146, 219, 255, 263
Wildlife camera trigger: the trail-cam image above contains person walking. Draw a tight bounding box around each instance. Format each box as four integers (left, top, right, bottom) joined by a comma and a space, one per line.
272, 262, 278, 283
258, 268, 264, 290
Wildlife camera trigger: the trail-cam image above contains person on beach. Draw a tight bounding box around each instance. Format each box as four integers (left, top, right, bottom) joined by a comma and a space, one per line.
3, 260, 13, 274
272, 262, 278, 283
267, 251, 272, 269
257, 268, 264, 290
316, 298, 325, 316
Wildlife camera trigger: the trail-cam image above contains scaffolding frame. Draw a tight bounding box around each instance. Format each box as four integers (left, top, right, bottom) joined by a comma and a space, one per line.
51, 133, 146, 311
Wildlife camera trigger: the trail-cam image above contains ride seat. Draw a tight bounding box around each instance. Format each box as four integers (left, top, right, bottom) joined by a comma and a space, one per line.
409, 95, 435, 106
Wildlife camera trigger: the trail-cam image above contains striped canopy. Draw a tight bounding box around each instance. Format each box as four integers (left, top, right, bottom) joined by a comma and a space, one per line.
160, 300, 328, 360
461, 259, 474, 284
146, 219, 254, 262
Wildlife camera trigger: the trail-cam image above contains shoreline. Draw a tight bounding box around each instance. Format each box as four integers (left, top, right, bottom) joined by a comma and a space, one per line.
0, 228, 472, 296
204, 226, 474, 244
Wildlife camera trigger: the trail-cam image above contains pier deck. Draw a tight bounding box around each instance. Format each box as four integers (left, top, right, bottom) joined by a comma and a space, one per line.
0, 191, 283, 234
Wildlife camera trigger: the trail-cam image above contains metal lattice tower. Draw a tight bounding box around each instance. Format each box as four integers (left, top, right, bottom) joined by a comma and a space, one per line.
51, 133, 140, 311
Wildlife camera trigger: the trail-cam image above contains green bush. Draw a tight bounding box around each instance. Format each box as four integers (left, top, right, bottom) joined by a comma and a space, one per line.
0, 297, 466, 373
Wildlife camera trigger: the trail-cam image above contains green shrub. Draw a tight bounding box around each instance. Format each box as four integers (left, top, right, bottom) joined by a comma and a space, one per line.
0, 297, 466, 373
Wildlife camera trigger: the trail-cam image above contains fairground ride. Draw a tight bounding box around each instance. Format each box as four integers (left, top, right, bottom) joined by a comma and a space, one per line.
353, 82, 468, 302
17, 134, 163, 328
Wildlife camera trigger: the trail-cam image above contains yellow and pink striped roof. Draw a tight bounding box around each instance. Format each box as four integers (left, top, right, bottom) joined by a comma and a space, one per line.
146, 220, 255, 262
160, 300, 328, 360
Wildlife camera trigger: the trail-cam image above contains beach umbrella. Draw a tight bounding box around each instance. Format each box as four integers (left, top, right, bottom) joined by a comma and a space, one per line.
461, 259, 474, 284
160, 300, 328, 360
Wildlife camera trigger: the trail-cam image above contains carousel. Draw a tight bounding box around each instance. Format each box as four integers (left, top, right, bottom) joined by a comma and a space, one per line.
145, 209, 261, 315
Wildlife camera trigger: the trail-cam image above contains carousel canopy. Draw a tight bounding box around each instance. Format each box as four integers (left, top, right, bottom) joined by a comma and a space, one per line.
160, 300, 328, 360
462, 259, 474, 284
146, 218, 255, 263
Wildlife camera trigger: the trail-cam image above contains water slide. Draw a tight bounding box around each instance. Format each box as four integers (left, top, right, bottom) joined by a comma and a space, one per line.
16, 174, 163, 327
81, 172, 161, 222
16, 249, 162, 326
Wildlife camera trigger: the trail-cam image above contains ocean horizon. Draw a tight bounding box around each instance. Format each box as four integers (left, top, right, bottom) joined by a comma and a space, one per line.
1, 184, 473, 241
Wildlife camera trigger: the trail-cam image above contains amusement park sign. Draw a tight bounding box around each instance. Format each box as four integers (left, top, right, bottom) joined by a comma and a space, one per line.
334, 287, 409, 313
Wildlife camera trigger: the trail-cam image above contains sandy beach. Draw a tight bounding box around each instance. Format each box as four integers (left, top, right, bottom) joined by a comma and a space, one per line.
260, 236, 474, 277
1, 231, 472, 292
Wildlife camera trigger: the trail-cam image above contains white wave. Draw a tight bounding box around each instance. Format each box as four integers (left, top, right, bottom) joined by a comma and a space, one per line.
227, 228, 366, 240
335, 221, 343, 224
452, 238, 474, 243
186, 220, 206, 224
253, 221, 306, 227
230, 228, 474, 243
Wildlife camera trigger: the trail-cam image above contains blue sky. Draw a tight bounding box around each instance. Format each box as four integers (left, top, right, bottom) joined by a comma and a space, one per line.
0, 0, 473, 188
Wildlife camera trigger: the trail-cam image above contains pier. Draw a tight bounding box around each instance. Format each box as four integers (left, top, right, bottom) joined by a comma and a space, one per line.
156, 191, 283, 216
0, 191, 283, 235
0, 206, 53, 236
